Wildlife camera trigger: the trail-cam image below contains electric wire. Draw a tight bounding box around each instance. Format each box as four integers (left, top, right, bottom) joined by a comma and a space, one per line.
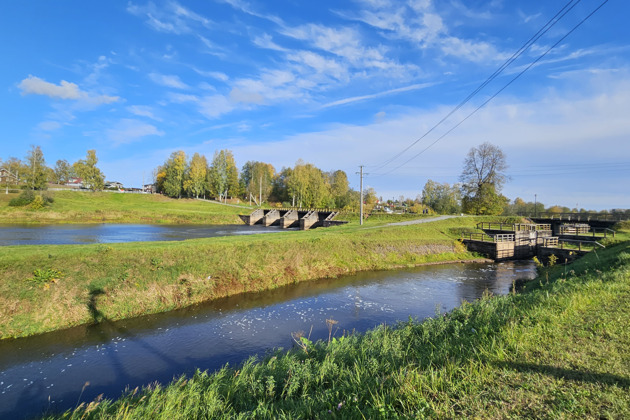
377, 0, 610, 176
371, 0, 583, 171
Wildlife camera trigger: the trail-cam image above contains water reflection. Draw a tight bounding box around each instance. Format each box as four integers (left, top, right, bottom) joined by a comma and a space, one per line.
0, 261, 536, 419
0, 224, 286, 246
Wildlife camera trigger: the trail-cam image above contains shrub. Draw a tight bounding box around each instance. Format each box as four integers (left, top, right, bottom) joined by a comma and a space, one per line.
9, 190, 36, 207
8, 190, 54, 208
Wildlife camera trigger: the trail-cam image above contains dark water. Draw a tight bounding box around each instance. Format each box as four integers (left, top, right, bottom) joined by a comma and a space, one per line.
0, 261, 536, 419
0, 224, 286, 246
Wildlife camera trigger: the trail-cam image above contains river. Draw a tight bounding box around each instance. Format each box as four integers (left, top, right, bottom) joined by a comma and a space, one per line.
0, 224, 285, 246
0, 260, 536, 419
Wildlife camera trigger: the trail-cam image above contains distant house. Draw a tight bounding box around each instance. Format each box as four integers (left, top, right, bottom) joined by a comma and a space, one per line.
105, 181, 124, 190
143, 183, 156, 193
0, 168, 18, 184
67, 177, 84, 189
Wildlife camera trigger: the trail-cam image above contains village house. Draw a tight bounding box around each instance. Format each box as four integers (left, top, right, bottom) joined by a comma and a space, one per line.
0, 168, 18, 184
105, 181, 124, 190
66, 177, 84, 189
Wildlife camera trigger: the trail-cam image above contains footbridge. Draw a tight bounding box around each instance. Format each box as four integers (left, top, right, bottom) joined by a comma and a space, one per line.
461, 221, 608, 262
239, 209, 348, 230
529, 212, 627, 231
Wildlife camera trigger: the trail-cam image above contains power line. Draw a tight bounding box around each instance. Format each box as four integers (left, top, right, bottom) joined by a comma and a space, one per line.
378, 0, 610, 176
372, 0, 583, 171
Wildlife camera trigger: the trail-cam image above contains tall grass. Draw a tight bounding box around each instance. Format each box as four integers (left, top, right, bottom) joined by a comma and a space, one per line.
46, 240, 630, 419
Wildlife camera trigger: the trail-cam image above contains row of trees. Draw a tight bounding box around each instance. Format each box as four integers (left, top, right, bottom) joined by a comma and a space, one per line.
155, 150, 363, 209
1, 146, 106, 191
421, 142, 612, 216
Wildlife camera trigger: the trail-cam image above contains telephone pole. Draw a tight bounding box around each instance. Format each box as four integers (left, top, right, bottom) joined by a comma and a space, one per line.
356, 165, 368, 225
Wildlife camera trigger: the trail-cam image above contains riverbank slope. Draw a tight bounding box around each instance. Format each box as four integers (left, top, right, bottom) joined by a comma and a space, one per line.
49, 237, 630, 418
1, 216, 491, 339
0, 191, 248, 225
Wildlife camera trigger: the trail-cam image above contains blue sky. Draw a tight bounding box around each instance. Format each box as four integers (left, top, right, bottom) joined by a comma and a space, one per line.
2, 0, 628, 210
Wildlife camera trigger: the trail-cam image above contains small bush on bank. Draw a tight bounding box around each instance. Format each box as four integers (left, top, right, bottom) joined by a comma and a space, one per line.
8, 190, 35, 207
8, 190, 54, 208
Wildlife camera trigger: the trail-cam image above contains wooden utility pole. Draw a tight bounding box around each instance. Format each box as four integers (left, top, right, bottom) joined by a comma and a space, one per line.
357, 165, 365, 225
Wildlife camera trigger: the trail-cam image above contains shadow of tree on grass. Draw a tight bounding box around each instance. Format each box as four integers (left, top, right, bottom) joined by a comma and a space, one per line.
494, 361, 630, 388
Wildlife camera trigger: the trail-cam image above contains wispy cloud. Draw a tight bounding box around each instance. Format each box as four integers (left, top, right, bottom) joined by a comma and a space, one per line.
220, 0, 284, 26
128, 105, 162, 121
18, 75, 119, 104
106, 119, 165, 145
127, 1, 212, 34
320, 82, 435, 108
149, 73, 189, 89
191, 67, 229, 82
342, 0, 505, 63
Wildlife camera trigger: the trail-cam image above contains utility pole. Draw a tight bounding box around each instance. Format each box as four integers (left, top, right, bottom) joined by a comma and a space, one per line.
356, 165, 366, 225
534, 194, 537, 217
259, 175, 262, 207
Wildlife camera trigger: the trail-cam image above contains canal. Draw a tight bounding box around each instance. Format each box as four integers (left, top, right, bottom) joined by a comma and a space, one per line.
0, 260, 536, 419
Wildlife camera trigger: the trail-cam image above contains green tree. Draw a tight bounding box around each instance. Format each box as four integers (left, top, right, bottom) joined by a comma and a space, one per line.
184, 153, 208, 198
286, 160, 329, 208
73, 150, 105, 191
53, 159, 71, 185
25, 145, 48, 190
461, 183, 508, 215
460, 142, 509, 215
421, 180, 461, 214
329, 170, 349, 208
162, 151, 187, 198
240, 161, 275, 204
208, 150, 239, 201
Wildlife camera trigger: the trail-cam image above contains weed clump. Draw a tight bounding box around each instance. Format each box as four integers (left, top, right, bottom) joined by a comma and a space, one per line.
27, 268, 64, 287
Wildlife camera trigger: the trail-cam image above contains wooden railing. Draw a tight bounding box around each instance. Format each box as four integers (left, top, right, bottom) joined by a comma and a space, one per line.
476, 222, 551, 232
558, 239, 606, 251
527, 212, 628, 222
462, 233, 514, 242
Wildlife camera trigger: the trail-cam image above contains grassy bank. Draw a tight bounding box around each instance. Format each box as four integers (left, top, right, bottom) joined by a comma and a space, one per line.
0, 191, 249, 224
46, 237, 630, 418
0, 216, 487, 339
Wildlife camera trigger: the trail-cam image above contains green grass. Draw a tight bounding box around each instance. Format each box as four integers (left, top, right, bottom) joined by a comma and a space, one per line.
0, 190, 250, 224
45, 238, 630, 419
0, 215, 494, 339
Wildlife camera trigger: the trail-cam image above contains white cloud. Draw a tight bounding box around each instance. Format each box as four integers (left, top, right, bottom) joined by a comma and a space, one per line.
192, 67, 229, 82
281, 23, 388, 68
128, 105, 162, 121
321, 82, 434, 108
37, 121, 62, 131
220, 0, 284, 26
106, 119, 165, 145
253, 33, 288, 52
228, 70, 630, 209
230, 88, 264, 104
127, 1, 211, 34
168, 93, 199, 103
18, 75, 119, 104
149, 73, 189, 89
198, 95, 236, 118
343, 0, 505, 63
440, 37, 502, 63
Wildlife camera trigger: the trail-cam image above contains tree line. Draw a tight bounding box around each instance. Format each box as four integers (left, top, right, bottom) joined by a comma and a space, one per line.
420, 142, 617, 216
0, 146, 105, 191
155, 150, 369, 210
